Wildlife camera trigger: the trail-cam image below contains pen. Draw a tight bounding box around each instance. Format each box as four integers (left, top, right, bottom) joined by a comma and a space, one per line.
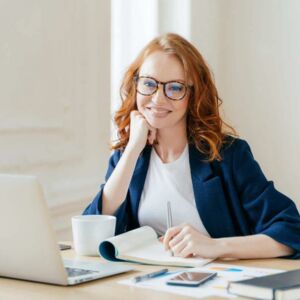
167, 201, 174, 256
167, 201, 173, 229
133, 268, 169, 283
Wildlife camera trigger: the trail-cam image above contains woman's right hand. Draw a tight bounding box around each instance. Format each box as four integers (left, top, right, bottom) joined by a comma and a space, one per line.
102, 110, 156, 216
127, 110, 157, 154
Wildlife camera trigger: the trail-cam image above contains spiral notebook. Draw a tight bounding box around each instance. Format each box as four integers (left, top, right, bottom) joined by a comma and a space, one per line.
99, 226, 213, 267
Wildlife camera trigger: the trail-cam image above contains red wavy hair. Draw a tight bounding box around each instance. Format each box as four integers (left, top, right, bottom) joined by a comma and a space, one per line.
111, 33, 237, 161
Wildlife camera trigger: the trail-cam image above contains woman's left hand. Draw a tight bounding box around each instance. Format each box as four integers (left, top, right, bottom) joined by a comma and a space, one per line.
162, 223, 221, 259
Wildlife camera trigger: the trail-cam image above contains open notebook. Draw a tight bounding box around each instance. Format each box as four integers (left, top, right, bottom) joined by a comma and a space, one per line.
99, 226, 213, 267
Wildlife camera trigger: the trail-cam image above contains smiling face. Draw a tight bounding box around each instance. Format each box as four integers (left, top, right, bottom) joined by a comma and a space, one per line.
136, 51, 190, 130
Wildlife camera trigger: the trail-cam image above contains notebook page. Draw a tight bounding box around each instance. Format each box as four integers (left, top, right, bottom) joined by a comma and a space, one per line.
121, 238, 212, 267
105, 226, 157, 256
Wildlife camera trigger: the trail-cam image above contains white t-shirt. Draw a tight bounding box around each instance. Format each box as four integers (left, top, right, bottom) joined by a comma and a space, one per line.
138, 144, 210, 237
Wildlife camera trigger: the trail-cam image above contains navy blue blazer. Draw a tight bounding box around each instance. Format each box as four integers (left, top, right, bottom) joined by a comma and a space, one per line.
83, 138, 300, 258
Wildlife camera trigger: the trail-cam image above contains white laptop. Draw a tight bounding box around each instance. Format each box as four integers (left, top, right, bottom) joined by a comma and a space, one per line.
0, 174, 132, 285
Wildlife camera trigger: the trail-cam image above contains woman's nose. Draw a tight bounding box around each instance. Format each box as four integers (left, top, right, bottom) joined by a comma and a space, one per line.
151, 85, 167, 104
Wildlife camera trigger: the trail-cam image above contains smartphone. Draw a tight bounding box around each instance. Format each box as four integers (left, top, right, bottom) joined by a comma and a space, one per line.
166, 271, 217, 287
59, 243, 71, 251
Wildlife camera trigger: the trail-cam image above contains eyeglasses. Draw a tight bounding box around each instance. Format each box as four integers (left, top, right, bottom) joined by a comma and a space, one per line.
134, 76, 192, 101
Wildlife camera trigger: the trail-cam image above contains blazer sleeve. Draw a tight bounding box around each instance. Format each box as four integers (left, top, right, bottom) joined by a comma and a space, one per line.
232, 139, 300, 258
82, 150, 131, 234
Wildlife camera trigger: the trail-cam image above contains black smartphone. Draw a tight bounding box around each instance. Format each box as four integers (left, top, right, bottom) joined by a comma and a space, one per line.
59, 243, 71, 251
166, 271, 217, 287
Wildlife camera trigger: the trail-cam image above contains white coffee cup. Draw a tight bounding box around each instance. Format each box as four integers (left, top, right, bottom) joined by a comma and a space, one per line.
72, 215, 116, 256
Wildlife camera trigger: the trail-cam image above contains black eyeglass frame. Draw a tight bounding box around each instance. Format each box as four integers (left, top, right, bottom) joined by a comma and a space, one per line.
134, 75, 193, 101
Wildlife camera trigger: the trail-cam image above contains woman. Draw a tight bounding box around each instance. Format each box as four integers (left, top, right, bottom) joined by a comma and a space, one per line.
84, 33, 300, 259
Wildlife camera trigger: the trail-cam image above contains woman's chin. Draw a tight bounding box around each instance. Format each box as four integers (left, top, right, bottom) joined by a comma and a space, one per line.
145, 118, 166, 129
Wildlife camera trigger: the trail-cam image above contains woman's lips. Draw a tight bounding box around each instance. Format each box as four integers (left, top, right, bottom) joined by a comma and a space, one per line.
146, 107, 172, 118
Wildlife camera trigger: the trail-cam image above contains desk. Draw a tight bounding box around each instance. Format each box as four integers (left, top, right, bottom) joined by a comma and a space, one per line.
1, 248, 300, 300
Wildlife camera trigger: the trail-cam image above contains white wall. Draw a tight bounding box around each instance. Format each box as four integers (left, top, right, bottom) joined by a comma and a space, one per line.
0, 0, 111, 239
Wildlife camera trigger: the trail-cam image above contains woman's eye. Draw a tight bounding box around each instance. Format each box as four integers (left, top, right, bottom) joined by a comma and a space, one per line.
144, 80, 156, 87
169, 84, 183, 91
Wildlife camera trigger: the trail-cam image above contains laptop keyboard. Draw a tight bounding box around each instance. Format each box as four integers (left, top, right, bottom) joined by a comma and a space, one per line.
65, 267, 97, 278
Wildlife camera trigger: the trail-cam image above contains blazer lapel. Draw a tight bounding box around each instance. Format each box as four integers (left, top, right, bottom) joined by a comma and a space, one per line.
189, 145, 236, 238
129, 146, 152, 227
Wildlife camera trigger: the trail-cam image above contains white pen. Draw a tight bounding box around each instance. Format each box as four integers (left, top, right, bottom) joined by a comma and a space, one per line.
167, 201, 174, 256
133, 268, 169, 283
